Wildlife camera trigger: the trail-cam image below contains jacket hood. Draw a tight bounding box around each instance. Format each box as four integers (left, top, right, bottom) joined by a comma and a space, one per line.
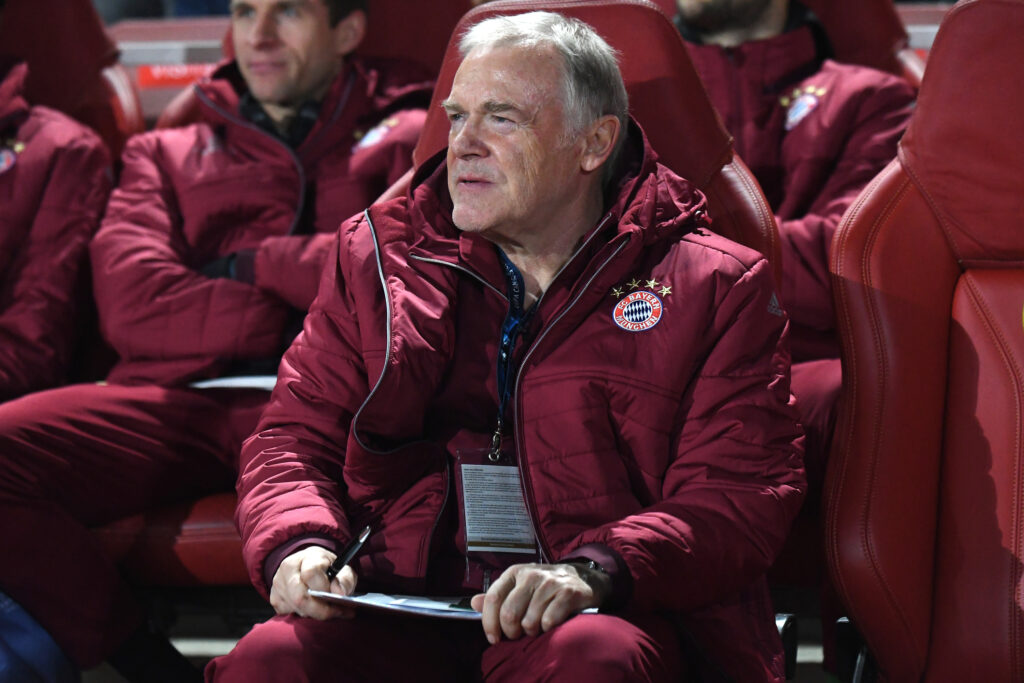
0, 61, 29, 132
406, 117, 709, 252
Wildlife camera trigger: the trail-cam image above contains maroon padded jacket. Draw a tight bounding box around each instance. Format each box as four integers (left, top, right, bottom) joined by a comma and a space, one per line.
90, 57, 431, 386
0, 61, 112, 401
686, 25, 915, 360
236, 127, 806, 681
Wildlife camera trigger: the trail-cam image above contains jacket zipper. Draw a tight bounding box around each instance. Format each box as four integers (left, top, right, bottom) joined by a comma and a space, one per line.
512, 217, 628, 562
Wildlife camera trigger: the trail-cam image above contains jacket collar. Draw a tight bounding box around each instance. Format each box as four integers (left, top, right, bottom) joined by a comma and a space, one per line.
678, 3, 830, 92
195, 57, 357, 146
195, 56, 432, 151
0, 61, 29, 133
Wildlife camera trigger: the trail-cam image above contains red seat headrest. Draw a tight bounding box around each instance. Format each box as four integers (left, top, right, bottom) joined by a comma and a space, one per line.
899, 0, 1024, 262
0, 0, 117, 113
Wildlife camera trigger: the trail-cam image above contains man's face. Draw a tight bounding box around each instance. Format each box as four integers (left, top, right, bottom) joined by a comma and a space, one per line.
443, 45, 588, 243
231, 0, 358, 111
676, 0, 774, 33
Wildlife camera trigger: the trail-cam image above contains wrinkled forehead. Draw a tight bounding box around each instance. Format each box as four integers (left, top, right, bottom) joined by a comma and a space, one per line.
448, 43, 566, 112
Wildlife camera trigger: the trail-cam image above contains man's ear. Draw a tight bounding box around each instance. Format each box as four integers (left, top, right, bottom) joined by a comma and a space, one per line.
332, 9, 367, 58
580, 115, 621, 173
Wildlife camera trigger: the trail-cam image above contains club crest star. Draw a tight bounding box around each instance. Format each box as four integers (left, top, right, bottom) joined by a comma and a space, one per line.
659, 285, 672, 296
645, 278, 659, 289
626, 278, 641, 290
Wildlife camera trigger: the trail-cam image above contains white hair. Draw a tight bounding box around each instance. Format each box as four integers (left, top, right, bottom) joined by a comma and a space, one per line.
459, 11, 629, 164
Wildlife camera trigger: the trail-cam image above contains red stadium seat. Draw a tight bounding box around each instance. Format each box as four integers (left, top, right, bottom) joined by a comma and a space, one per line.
94, 492, 247, 586
0, 0, 144, 159
412, 0, 781, 279
826, 0, 1024, 680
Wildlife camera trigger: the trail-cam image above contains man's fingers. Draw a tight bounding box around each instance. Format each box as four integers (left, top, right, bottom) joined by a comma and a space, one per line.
299, 552, 332, 593
331, 564, 359, 597
516, 567, 580, 637
480, 567, 518, 645
498, 578, 533, 640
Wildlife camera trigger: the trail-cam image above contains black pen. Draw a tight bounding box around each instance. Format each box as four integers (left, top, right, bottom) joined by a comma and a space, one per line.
325, 524, 371, 581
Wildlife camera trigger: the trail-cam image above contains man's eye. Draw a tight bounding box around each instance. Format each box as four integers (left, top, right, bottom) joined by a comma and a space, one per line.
280, 5, 299, 17
448, 112, 465, 123
232, 6, 253, 18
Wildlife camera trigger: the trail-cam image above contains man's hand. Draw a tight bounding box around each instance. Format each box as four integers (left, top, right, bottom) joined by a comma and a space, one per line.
469, 562, 611, 644
269, 546, 358, 620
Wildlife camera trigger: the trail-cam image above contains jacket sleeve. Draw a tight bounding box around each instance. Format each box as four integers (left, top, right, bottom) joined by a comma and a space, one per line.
245, 108, 426, 311
235, 224, 369, 596
778, 76, 915, 333
245, 231, 338, 311
90, 133, 290, 366
0, 135, 111, 401
572, 258, 806, 612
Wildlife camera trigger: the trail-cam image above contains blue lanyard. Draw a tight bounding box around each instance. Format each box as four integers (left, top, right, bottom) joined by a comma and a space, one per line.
490, 250, 534, 460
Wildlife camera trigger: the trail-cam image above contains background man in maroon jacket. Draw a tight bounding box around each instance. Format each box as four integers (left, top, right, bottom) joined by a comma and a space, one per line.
0, 0, 112, 403
676, 0, 915, 511
207, 11, 805, 683
0, 0, 430, 680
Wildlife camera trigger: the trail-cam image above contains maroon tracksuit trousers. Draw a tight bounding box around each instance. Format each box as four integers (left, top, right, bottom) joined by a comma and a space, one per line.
206, 610, 685, 682
0, 383, 268, 668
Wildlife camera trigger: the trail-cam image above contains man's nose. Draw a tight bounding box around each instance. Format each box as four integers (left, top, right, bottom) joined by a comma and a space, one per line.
247, 11, 279, 48
450, 117, 486, 158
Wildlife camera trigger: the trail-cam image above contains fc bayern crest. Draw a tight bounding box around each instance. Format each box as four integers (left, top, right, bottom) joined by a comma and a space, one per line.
785, 92, 819, 131
0, 148, 16, 175
613, 291, 663, 332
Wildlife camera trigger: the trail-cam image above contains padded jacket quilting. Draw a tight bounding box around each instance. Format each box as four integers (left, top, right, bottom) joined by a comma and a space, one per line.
90, 57, 431, 386
0, 62, 112, 400
237, 128, 806, 681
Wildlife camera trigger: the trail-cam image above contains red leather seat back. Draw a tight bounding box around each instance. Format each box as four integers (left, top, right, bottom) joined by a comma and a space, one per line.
0, 0, 143, 157
826, 1, 1024, 680
413, 0, 780, 277
802, 0, 907, 75
358, 1, 475, 72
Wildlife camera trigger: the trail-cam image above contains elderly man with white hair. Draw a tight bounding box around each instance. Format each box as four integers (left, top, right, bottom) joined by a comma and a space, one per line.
209, 11, 805, 682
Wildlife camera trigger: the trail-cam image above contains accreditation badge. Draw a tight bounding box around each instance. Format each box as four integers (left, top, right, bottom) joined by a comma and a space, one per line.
455, 448, 536, 555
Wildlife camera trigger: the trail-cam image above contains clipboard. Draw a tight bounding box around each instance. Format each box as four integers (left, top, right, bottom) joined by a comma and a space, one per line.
307, 590, 482, 621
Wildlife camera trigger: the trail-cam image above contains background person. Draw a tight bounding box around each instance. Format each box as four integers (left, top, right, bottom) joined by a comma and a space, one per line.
0, 0, 431, 680
676, 0, 915, 503
0, 0, 112, 403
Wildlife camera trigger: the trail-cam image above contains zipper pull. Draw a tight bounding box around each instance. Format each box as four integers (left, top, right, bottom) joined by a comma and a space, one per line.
488, 420, 503, 462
